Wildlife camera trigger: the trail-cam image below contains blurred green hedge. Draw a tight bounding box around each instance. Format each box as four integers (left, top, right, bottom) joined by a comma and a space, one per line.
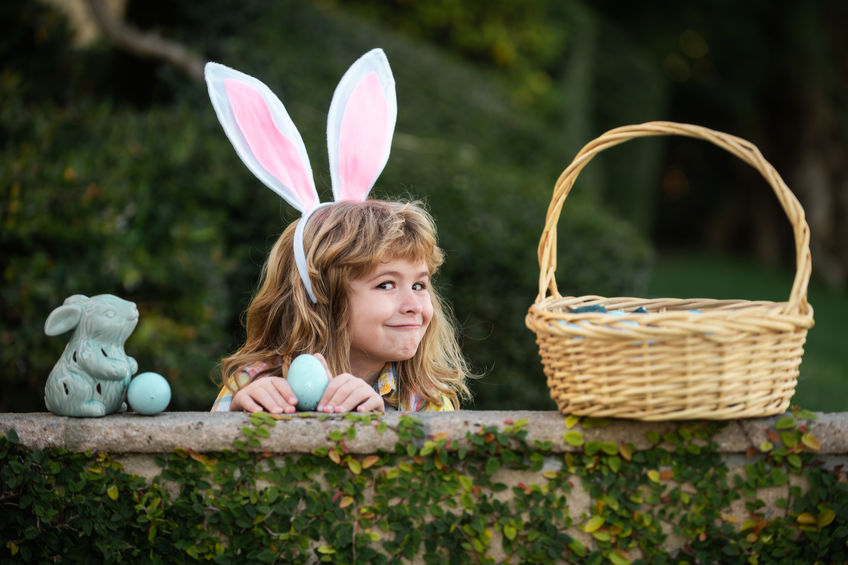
1, 1, 653, 411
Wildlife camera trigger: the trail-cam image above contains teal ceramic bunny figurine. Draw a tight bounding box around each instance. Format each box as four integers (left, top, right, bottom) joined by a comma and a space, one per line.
44, 294, 139, 417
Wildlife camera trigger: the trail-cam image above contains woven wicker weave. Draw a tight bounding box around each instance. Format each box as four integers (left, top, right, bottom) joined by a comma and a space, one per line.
525, 122, 815, 420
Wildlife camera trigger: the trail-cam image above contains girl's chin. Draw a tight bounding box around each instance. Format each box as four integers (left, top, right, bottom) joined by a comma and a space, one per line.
390, 344, 422, 361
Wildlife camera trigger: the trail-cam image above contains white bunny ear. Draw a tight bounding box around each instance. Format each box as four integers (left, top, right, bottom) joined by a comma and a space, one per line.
205, 62, 320, 212
327, 48, 397, 202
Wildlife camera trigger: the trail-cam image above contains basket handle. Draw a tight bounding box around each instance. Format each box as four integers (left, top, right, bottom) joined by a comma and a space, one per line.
535, 121, 812, 312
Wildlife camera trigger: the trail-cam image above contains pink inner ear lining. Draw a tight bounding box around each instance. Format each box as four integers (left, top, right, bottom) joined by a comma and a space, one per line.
224, 79, 319, 210
336, 72, 389, 201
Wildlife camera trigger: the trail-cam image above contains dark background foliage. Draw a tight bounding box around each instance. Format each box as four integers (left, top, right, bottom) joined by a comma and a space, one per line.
2, 0, 845, 412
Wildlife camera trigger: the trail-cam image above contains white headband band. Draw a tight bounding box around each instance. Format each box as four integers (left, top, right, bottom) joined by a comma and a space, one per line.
205, 49, 397, 302
293, 202, 334, 302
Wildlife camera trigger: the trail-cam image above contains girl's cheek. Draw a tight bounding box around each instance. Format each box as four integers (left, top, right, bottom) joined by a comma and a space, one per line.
422, 300, 434, 326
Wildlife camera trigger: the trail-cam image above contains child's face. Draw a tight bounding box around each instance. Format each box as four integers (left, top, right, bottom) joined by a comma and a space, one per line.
347, 257, 434, 380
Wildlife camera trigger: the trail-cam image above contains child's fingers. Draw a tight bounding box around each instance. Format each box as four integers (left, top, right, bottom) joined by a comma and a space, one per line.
268, 377, 298, 406
233, 378, 295, 414
356, 395, 385, 413
318, 374, 378, 413
254, 378, 296, 413
230, 391, 263, 413
240, 387, 283, 413
333, 386, 376, 413
317, 374, 357, 410
255, 386, 291, 414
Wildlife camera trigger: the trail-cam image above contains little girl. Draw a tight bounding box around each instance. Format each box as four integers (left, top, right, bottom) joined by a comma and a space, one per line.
204, 50, 470, 413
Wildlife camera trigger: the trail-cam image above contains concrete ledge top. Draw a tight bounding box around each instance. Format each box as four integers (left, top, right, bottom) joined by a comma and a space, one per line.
1, 411, 846, 455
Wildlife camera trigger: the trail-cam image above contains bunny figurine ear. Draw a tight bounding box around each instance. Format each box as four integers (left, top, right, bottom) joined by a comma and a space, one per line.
205, 62, 320, 212
327, 48, 397, 202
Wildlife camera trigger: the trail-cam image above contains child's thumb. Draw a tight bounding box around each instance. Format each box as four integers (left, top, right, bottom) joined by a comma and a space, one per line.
312, 353, 332, 379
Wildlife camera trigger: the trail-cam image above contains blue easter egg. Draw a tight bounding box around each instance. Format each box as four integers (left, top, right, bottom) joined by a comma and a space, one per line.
287, 354, 329, 411
128, 372, 171, 415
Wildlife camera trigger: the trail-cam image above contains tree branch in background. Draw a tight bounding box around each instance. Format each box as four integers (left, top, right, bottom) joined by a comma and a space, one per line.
85, 0, 204, 82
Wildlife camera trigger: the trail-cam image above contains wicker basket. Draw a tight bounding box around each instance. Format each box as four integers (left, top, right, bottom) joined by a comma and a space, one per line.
525, 122, 815, 420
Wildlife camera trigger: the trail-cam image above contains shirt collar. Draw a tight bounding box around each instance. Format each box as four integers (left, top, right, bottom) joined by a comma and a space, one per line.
374, 363, 399, 407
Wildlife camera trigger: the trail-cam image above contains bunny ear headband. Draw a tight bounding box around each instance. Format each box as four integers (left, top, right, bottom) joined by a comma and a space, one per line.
205, 49, 398, 303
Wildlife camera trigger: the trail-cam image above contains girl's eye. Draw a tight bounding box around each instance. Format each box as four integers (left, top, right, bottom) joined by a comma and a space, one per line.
377, 281, 396, 290
412, 282, 427, 291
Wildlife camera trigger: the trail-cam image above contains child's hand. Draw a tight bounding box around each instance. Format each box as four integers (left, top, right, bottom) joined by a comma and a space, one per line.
230, 376, 298, 414
317, 372, 384, 413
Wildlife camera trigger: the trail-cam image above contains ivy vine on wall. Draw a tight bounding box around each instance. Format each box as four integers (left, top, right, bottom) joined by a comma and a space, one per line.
1, 407, 846, 564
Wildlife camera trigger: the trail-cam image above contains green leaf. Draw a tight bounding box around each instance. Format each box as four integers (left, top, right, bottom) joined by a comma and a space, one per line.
485, 457, 501, 476
607, 456, 621, 472
787, 454, 802, 469
347, 458, 362, 475
600, 442, 618, 455
780, 431, 798, 448
568, 538, 586, 557
592, 530, 611, 541
503, 524, 517, 540
796, 512, 816, 525
585, 441, 602, 455
564, 430, 584, 446
768, 467, 789, 486
582, 417, 610, 428
608, 552, 630, 565
250, 412, 276, 426
775, 415, 796, 430
817, 508, 836, 528
794, 408, 818, 421
458, 475, 473, 492
565, 414, 580, 428
583, 515, 605, 533
106, 485, 119, 501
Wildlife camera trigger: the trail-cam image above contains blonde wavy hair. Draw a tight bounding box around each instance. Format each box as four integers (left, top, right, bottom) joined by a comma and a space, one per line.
221, 200, 471, 409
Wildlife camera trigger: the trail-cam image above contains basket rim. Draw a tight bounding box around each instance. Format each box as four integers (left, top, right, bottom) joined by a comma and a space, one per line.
526, 293, 814, 343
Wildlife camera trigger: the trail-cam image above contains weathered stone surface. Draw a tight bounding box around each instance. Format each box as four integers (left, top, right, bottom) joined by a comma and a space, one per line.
0, 410, 846, 455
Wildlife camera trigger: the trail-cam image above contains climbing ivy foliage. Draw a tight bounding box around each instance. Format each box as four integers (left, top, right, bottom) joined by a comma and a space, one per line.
1, 407, 847, 564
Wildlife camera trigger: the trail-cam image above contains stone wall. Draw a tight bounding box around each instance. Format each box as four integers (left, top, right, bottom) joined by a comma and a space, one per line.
2, 411, 847, 562
3, 411, 848, 459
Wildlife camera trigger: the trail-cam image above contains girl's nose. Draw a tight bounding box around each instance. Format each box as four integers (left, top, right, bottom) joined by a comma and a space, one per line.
399, 290, 422, 314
